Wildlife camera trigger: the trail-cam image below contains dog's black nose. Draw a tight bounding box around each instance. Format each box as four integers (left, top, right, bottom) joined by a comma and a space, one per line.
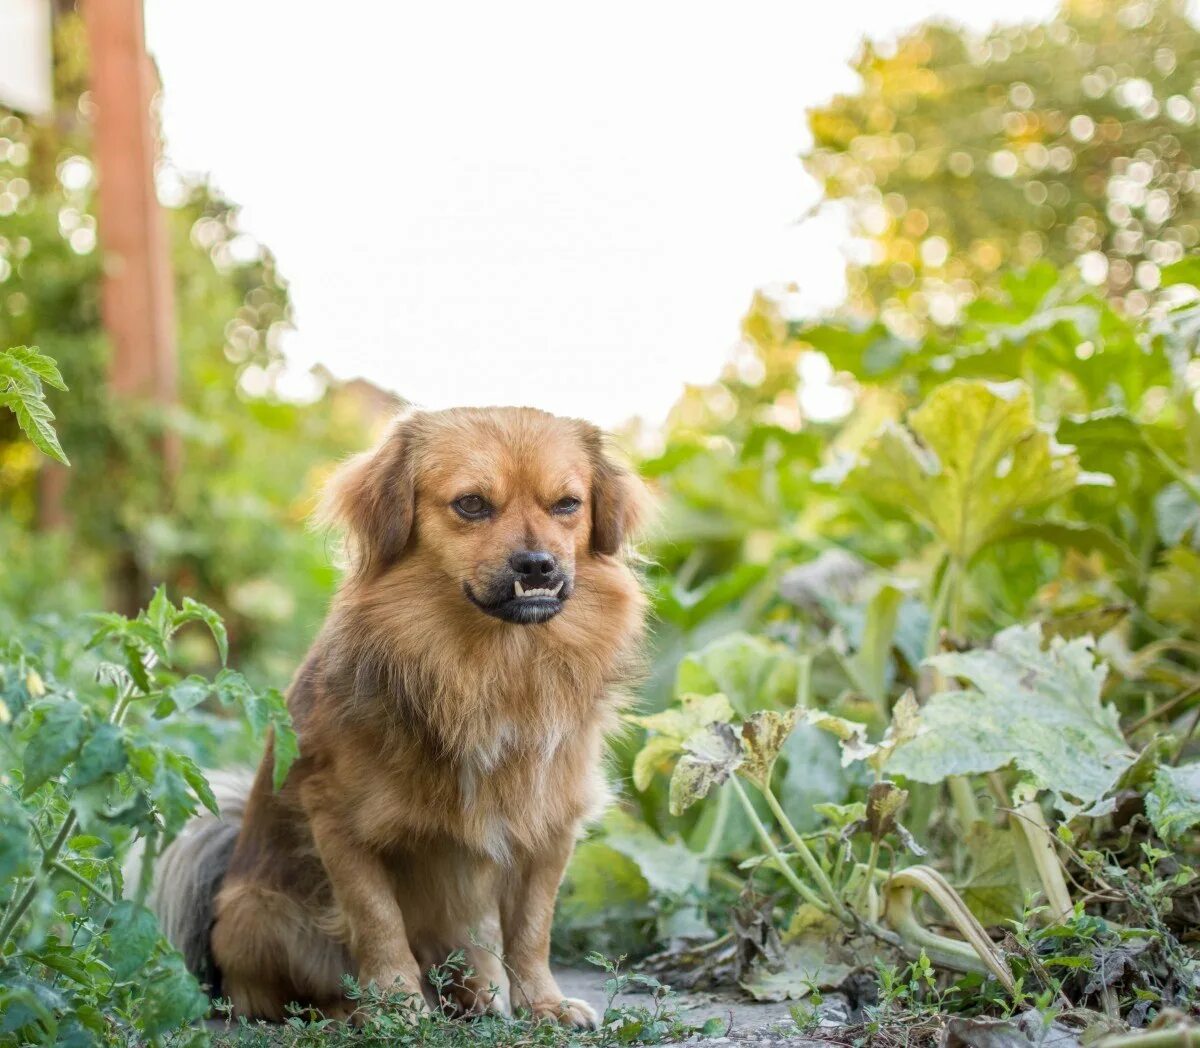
510, 549, 557, 583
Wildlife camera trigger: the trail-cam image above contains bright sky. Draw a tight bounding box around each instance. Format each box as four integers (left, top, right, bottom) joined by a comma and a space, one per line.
144, 0, 1059, 428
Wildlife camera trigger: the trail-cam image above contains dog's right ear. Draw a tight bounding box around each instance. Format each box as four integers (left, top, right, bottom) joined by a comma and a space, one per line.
318, 415, 416, 583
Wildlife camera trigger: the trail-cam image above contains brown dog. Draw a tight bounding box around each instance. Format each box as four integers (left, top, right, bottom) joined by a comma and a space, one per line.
150, 407, 648, 1026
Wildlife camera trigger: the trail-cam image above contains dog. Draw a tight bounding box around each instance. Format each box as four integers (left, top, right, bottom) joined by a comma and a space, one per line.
149, 407, 649, 1026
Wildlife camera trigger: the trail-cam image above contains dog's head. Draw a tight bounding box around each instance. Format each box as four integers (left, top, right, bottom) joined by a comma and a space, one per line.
320, 407, 650, 624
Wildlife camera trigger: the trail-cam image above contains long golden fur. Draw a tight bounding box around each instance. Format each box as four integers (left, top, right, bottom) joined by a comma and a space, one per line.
151, 407, 649, 1027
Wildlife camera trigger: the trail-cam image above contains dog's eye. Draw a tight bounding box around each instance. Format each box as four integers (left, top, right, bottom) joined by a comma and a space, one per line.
453, 494, 490, 519
552, 496, 582, 516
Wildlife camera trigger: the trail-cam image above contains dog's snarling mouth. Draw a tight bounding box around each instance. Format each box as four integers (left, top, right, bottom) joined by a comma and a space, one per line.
464, 578, 570, 624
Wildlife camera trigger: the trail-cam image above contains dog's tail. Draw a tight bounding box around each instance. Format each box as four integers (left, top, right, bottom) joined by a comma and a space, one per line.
131, 769, 252, 990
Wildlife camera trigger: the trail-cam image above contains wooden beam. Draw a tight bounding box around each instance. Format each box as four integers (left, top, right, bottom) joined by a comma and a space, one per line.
82, 0, 177, 608
82, 0, 177, 413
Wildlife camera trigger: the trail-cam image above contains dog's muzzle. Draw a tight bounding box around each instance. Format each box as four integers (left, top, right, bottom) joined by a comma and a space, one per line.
465, 551, 571, 624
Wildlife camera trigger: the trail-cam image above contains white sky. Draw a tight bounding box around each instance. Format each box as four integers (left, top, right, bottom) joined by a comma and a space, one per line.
144, 0, 1059, 428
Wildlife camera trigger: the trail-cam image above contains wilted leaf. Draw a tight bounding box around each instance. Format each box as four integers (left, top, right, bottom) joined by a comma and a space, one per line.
840, 380, 1087, 563
1145, 762, 1200, 843
739, 709, 798, 789
669, 722, 743, 816
889, 624, 1134, 818
865, 780, 908, 842
806, 709, 873, 766
740, 932, 855, 1002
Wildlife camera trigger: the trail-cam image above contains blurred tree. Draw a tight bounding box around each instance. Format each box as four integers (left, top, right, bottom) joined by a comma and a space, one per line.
805, 0, 1200, 334
0, 8, 380, 677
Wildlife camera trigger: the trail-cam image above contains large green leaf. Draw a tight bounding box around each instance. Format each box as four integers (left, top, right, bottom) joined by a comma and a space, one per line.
889, 624, 1134, 818
675, 632, 800, 714
839, 380, 1091, 563
1145, 763, 1200, 844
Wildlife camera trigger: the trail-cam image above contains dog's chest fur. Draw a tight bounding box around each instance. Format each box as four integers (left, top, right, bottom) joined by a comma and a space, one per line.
337, 677, 609, 865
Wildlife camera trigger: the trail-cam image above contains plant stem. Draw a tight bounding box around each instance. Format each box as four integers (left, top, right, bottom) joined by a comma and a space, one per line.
729, 777, 829, 914
947, 775, 981, 830
51, 861, 116, 907
797, 652, 813, 709
858, 839, 881, 909
758, 785, 850, 921
701, 783, 732, 863
925, 557, 955, 658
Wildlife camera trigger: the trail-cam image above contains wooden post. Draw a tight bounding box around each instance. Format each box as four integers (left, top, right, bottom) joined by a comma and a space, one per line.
82, 0, 177, 609
83, 0, 176, 409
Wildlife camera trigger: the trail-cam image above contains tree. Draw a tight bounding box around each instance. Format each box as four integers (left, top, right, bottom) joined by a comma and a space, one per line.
804, 0, 1200, 332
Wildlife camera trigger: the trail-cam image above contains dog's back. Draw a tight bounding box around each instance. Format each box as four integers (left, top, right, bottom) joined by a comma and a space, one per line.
144, 770, 252, 990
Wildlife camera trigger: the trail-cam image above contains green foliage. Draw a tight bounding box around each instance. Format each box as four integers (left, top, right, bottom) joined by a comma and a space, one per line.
0, 584, 296, 1045
0, 346, 68, 465
889, 624, 1135, 818
805, 0, 1200, 323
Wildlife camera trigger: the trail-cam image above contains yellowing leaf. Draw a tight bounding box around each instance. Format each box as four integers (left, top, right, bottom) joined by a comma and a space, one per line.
627, 692, 734, 740
842, 380, 1085, 562
632, 735, 683, 792
669, 722, 743, 816
739, 709, 799, 789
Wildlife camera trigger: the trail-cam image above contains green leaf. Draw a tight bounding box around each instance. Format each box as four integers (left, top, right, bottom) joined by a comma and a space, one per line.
1004, 519, 1141, 577
1145, 762, 1200, 843
71, 722, 128, 787
669, 722, 743, 816
675, 633, 799, 714
600, 810, 708, 899
270, 713, 299, 791
959, 822, 1037, 926
3, 388, 69, 465
778, 724, 850, 833
173, 751, 220, 817
139, 952, 209, 1035
0, 790, 33, 882
176, 597, 229, 665
22, 698, 87, 796
162, 675, 212, 716
1, 346, 67, 390
889, 624, 1134, 819
108, 900, 161, 979
1147, 547, 1200, 626
840, 380, 1089, 563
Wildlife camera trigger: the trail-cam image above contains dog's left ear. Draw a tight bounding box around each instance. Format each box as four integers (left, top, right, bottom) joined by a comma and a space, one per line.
318, 414, 418, 582
581, 425, 652, 556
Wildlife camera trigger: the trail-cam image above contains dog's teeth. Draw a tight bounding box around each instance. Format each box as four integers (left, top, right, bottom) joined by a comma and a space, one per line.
515, 580, 525, 597
552, 581, 563, 596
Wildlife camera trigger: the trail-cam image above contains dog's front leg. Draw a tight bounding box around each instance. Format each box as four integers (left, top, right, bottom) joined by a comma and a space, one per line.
501, 829, 597, 1029
308, 810, 426, 1014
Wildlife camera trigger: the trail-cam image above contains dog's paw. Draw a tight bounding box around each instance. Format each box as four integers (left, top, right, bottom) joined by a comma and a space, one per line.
440, 982, 509, 1018
525, 996, 599, 1029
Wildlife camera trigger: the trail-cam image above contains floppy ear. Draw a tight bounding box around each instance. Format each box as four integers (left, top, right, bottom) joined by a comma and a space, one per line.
584, 428, 652, 556
318, 415, 417, 581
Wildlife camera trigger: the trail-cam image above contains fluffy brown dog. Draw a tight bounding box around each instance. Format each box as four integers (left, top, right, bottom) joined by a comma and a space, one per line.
150, 407, 648, 1026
